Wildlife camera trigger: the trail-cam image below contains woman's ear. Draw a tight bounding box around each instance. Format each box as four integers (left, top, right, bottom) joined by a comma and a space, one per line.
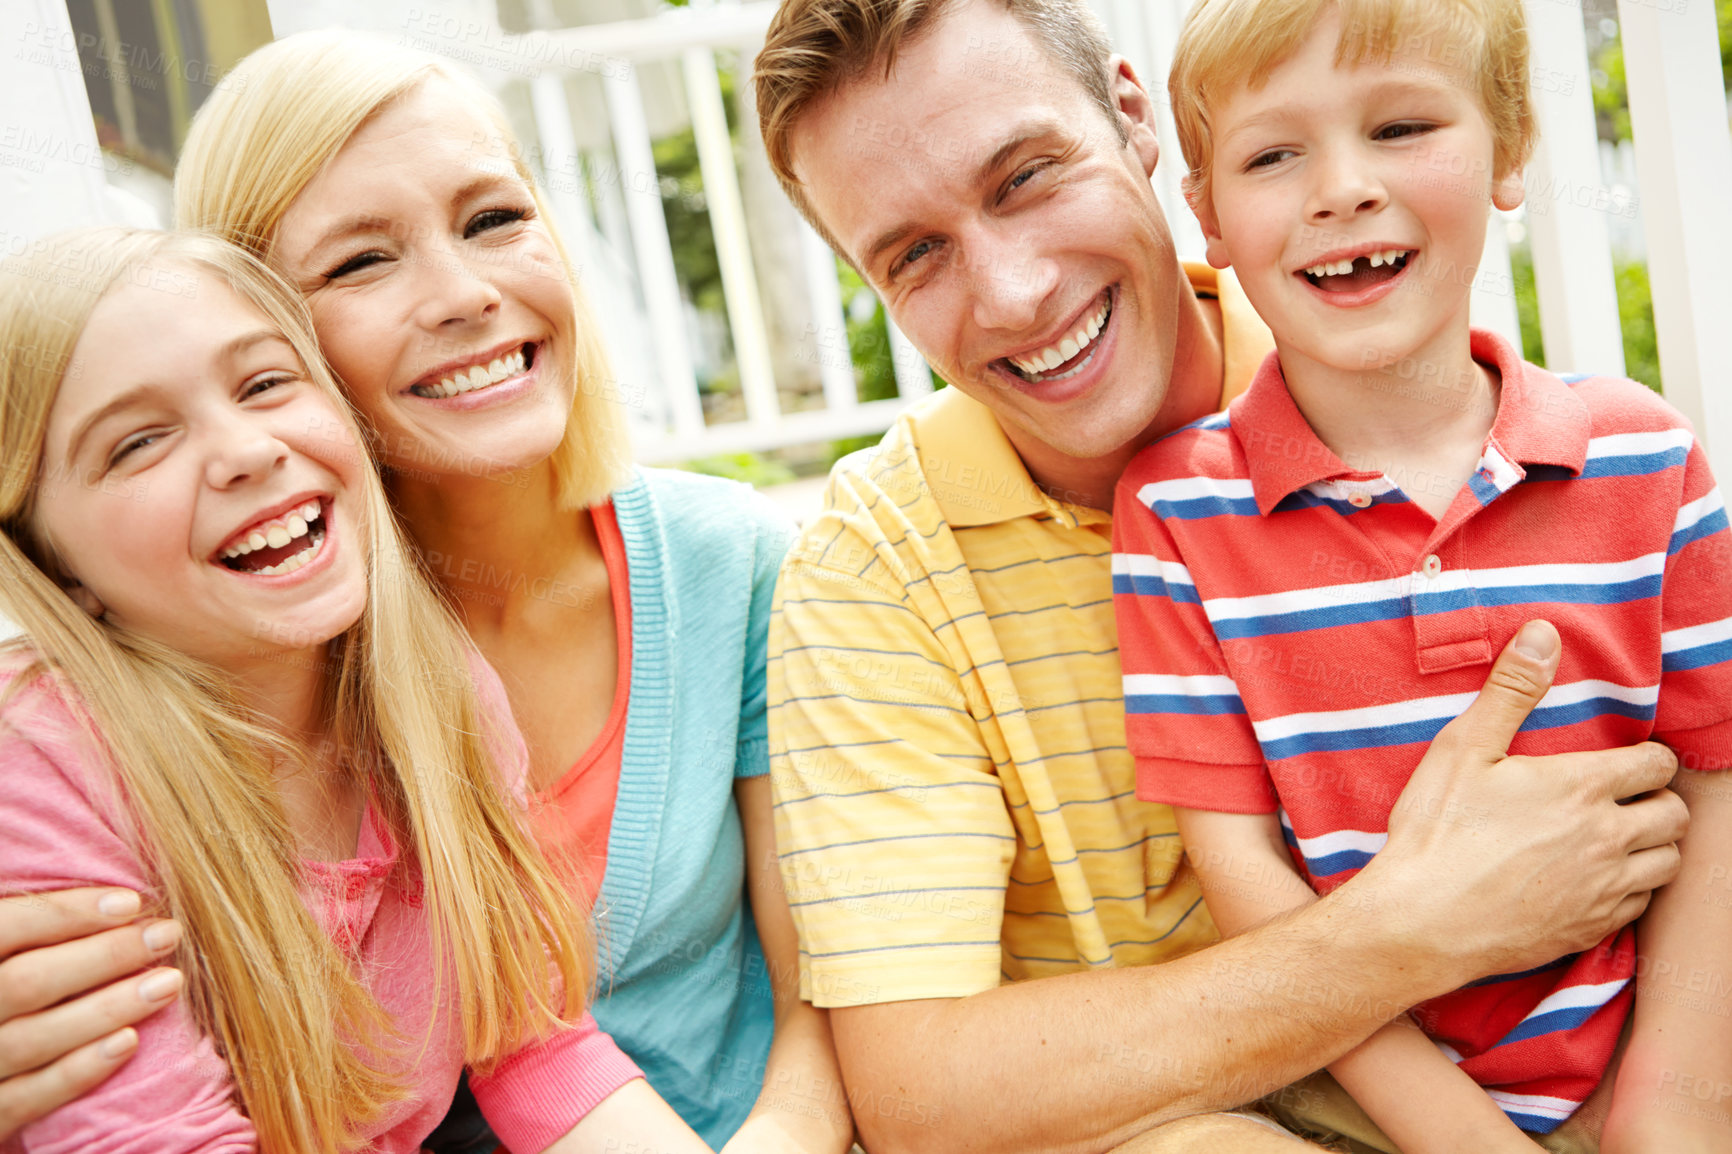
65, 581, 104, 619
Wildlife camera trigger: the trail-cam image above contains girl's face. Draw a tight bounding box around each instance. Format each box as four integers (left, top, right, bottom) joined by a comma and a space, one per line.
34, 263, 370, 677
272, 78, 579, 483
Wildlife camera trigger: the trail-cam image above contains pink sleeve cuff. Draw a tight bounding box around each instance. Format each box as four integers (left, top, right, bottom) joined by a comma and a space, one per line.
467, 1012, 644, 1153
1136, 755, 1278, 813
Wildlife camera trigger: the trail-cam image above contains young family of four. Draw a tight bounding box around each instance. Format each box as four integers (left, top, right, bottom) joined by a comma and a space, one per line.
0, 0, 1725, 1151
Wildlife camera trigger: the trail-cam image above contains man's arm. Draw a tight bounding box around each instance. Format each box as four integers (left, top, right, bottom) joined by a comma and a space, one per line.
0, 890, 184, 1140
830, 623, 1685, 1154
1176, 808, 1533, 1154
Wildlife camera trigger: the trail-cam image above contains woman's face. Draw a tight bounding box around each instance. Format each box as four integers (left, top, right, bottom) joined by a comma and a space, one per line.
273, 78, 578, 483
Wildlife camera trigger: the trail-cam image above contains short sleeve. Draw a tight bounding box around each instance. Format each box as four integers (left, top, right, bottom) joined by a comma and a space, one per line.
0, 704, 254, 1154
467, 1012, 642, 1154
1112, 461, 1275, 813
735, 488, 796, 780
768, 521, 1014, 1007
1655, 443, 1732, 771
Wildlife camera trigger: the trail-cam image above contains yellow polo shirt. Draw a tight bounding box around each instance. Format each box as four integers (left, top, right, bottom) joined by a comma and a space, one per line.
768, 265, 1274, 1007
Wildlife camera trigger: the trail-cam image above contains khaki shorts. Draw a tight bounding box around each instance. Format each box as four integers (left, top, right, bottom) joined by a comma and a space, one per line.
1257, 1071, 1599, 1154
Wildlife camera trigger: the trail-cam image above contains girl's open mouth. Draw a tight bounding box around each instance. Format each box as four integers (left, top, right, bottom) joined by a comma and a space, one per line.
216, 499, 328, 577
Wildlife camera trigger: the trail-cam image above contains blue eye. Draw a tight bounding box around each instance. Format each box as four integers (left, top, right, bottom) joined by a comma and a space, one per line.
465, 207, 528, 238
241, 373, 296, 400
108, 432, 158, 466
1246, 148, 1295, 170
1377, 122, 1433, 141
324, 250, 386, 279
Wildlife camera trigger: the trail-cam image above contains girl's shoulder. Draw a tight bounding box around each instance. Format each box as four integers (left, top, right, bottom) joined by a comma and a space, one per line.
0, 649, 91, 762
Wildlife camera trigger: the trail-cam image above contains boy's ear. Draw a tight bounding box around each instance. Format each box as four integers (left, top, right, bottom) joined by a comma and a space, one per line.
1492, 166, 1526, 213
1186, 183, 1233, 271
1108, 55, 1161, 178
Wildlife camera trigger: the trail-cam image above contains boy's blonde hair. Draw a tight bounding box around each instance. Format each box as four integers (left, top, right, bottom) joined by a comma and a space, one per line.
175, 30, 630, 511
755, 0, 1120, 255
1170, 0, 1535, 211
0, 228, 592, 1154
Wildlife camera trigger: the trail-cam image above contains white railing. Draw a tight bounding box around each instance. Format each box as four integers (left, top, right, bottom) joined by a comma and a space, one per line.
6, 0, 1730, 484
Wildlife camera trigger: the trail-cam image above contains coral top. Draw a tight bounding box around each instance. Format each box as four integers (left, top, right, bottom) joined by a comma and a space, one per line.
528, 499, 632, 907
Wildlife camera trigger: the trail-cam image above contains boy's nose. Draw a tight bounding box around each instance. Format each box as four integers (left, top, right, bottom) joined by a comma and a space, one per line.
1306, 152, 1388, 221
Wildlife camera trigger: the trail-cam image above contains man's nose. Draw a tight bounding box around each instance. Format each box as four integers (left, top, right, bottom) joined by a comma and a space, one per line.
967, 242, 1060, 334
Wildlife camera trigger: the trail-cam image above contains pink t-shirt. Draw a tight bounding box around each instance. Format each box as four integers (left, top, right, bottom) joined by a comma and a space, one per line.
0, 654, 641, 1154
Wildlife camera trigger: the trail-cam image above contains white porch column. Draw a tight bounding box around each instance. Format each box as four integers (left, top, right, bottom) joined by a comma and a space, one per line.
1617, 0, 1732, 481
1522, 0, 1626, 377
2, 0, 114, 244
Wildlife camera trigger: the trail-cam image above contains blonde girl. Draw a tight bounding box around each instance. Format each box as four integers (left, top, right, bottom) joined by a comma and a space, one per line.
0, 228, 706, 1154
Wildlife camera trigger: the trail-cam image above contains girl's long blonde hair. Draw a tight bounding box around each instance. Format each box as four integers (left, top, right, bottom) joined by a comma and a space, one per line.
174, 30, 631, 511
0, 228, 592, 1154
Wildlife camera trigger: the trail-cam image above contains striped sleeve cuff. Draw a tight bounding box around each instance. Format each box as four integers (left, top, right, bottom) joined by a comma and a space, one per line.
469, 1012, 644, 1153
1135, 756, 1278, 814
1663, 717, 1732, 772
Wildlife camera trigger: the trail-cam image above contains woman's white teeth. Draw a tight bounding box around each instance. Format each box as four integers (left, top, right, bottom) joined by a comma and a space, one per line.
418, 347, 526, 398
1304, 249, 1409, 278
1009, 295, 1111, 376
222, 500, 322, 559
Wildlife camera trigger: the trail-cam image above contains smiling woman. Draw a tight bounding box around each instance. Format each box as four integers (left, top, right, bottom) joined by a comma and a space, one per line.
159, 29, 850, 1154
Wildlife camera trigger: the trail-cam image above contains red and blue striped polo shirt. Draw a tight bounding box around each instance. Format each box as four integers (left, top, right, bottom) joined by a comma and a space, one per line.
1113, 329, 1732, 1133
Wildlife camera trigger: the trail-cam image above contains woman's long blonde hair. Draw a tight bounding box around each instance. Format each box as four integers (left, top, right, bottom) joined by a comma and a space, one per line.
175, 29, 631, 510
0, 229, 592, 1154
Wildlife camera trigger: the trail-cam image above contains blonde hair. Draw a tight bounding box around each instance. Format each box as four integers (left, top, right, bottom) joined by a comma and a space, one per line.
0, 228, 592, 1154
174, 30, 629, 510
754, 0, 1121, 254
1170, 0, 1535, 210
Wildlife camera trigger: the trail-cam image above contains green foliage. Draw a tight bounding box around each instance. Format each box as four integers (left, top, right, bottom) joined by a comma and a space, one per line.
1508, 243, 1661, 392
682, 451, 797, 487
1613, 259, 1661, 393
828, 260, 901, 461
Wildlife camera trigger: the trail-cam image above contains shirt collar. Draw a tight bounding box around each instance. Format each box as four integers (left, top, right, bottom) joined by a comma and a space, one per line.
1231, 328, 1592, 516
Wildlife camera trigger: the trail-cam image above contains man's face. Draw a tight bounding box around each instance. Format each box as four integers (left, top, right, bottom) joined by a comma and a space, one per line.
790, 0, 1188, 464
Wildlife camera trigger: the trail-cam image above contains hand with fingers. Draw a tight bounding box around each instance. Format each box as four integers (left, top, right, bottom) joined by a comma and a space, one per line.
0, 888, 184, 1139
1363, 619, 1689, 980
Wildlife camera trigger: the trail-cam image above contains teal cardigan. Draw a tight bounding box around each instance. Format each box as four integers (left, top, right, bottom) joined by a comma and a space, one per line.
590, 466, 793, 1145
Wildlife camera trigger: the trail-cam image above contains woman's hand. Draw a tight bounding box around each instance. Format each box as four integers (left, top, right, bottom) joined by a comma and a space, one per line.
0, 889, 184, 1139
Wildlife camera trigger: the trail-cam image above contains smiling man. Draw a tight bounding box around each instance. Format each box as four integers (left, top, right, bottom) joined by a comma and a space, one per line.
753, 1, 1685, 1151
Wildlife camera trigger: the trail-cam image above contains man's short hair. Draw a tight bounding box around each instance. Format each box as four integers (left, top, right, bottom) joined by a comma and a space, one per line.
1170, 0, 1536, 212
755, 0, 1123, 255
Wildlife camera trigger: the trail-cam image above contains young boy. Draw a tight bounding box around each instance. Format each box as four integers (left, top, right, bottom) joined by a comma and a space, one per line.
1113, 1, 1732, 1151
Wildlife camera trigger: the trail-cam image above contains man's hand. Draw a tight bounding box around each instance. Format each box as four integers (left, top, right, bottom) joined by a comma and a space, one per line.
0, 889, 184, 1139
1362, 619, 1686, 982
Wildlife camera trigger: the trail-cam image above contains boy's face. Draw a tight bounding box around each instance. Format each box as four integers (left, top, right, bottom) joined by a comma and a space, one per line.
1192, 9, 1524, 377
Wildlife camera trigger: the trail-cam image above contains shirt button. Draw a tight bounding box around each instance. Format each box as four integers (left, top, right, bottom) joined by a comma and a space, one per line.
1347, 492, 1372, 508
1421, 554, 1443, 578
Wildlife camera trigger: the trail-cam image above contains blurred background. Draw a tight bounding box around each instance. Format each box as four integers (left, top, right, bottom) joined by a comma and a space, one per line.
7, 0, 1731, 521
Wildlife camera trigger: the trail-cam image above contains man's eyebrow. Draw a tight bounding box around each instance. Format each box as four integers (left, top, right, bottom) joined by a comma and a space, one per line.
860, 121, 1063, 272
66, 329, 293, 460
